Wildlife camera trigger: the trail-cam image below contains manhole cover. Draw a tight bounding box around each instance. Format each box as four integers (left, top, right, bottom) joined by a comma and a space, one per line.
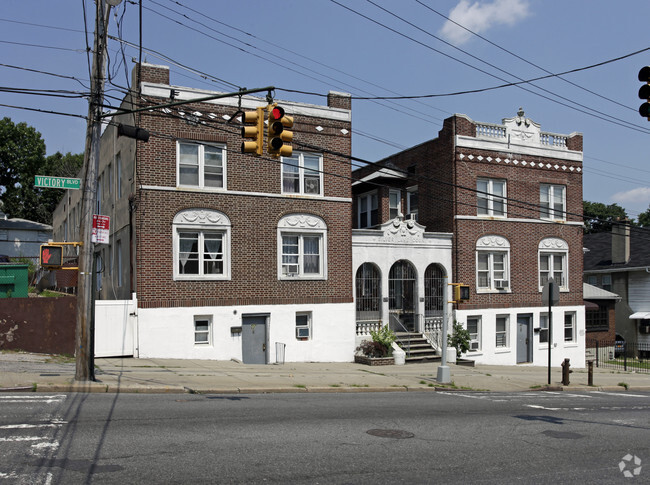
366, 429, 414, 439
542, 430, 584, 440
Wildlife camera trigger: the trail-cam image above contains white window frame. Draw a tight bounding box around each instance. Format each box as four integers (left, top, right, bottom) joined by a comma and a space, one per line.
173, 209, 231, 281
538, 238, 568, 290
477, 178, 506, 217
389, 189, 401, 220
539, 313, 549, 345
564, 311, 576, 343
177, 141, 226, 190
357, 191, 378, 228
540, 184, 566, 220
467, 316, 481, 351
407, 186, 418, 221
476, 235, 510, 292
194, 316, 212, 345
277, 214, 327, 280
495, 315, 509, 348
296, 312, 312, 340
281, 151, 323, 196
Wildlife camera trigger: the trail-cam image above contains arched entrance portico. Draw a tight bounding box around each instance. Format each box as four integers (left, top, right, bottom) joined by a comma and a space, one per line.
388, 260, 417, 332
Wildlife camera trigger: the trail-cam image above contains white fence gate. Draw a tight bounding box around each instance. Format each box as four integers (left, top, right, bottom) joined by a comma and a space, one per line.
94, 295, 137, 358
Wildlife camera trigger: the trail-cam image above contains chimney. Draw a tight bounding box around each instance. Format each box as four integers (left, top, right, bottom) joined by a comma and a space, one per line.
612, 220, 630, 264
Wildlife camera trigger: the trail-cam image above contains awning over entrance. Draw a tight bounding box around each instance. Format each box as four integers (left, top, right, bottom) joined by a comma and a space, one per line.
629, 311, 650, 319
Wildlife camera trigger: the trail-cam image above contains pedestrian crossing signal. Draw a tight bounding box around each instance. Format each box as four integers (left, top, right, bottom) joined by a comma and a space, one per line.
40, 245, 63, 269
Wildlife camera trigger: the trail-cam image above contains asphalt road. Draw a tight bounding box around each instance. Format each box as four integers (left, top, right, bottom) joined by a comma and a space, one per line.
1, 391, 648, 484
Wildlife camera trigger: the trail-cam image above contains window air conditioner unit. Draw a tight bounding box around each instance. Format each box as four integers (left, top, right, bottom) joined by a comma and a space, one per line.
494, 279, 509, 289
470, 341, 479, 351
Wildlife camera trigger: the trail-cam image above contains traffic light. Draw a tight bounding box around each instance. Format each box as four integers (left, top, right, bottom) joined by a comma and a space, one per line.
40, 244, 63, 269
452, 284, 470, 303
241, 106, 264, 156
638, 66, 650, 119
267, 104, 293, 158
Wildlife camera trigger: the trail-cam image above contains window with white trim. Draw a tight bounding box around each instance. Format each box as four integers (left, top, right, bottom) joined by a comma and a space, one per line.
539, 238, 568, 289
477, 178, 506, 217
564, 312, 576, 343
357, 191, 378, 228
496, 315, 509, 348
540, 184, 566, 220
278, 214, 327, 280
540, 313, 549, 344
194, 316, 211, 345
389, 189, 401, 219
296, 312, 312, 340
476, 235, 510, 291
467, 316, 481, 351
173, 209, 231, 280
177, 141, 225, 189
282, 152, 322, 195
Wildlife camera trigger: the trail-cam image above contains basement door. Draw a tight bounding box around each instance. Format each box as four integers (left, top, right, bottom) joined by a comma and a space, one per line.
517, 315, 532, 363
242, 315, 268, 364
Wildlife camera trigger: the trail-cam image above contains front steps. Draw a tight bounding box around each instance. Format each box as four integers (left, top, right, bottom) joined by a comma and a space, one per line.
395, 332, 440, 363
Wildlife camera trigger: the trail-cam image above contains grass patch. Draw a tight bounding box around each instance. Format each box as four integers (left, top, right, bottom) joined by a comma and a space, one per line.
530, 384, 543, 389
294, 384, 306, 389
329, 384, 341, 388
350, 384, 369, 388
618, 382, 629, 390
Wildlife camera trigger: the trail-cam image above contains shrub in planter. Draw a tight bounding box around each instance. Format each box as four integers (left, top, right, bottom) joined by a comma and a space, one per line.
356, 340, 390, 358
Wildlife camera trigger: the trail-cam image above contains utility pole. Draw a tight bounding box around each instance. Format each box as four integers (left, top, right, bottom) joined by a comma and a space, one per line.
76, 0, 121, 381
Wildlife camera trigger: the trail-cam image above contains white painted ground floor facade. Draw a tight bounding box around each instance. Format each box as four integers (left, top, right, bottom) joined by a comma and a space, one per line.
454, 305, 587, 368
135, 302, 356, 363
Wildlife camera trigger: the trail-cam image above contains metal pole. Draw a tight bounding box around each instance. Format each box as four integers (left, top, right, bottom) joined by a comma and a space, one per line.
437, 276, 451, 383
547, 281, 553, 385
76, 0, 116, 381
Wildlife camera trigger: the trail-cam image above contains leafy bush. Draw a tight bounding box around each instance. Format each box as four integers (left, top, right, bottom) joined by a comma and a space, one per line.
357, 326, 397, 358
448, 320, 471, 359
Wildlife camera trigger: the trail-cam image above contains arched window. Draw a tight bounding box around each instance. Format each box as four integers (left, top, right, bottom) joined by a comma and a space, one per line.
538, 237, 568, 289
476, 235, 510, 292
173, 209, 231, 280
355, 263, 381, 323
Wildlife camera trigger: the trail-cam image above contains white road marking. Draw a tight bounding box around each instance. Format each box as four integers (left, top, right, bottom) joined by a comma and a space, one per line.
590, 391, 650, 398
0, 422, 66, 429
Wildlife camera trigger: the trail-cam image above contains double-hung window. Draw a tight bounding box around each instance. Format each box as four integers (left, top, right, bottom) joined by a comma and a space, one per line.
477, 178, 506, 217
467, 316, 481, 351
540, 313, 549, 344
296, 312, 312, 340
282, 152, 322, 195
173, 209, 231, 281
540, 184, 565, 220
194, 316, 211, 345
278, 214, 327, 280
564, 312, 576, 343
389, 189, 401, 219
358, 192, 378, 228
496, 315, 509, 348
538, 238, 568, 289
476, 235, 510, 291
178, 141, 225, 189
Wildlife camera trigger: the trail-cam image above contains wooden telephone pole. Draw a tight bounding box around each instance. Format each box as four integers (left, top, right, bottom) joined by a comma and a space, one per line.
75, 0, 121, 381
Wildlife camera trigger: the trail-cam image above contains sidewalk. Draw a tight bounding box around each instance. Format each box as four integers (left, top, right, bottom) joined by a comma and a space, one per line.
1, 352, 649, 394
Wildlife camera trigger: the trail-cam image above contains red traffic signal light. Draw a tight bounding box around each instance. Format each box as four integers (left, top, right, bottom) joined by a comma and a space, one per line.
638, 66, 650, 119
241, 107, 264, 156
267, 104, 293, 158
40, 244, 63, 269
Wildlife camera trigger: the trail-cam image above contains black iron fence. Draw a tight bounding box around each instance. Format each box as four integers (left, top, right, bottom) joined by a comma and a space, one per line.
586, 339, 650, 373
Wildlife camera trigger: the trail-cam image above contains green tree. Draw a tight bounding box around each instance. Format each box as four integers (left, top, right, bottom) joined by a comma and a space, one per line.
583, 201, 630, 234
0, 117, 46, 222
0, 118, 82, 224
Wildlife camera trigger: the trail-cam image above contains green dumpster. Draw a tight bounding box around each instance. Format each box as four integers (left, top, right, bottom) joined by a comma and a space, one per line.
0, 263, 29, 298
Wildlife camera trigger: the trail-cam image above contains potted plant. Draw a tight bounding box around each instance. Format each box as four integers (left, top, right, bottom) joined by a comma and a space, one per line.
355, 326, 397, 366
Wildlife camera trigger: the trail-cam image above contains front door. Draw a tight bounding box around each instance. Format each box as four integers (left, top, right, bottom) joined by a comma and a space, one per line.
242, 315, 267, 364
517, 315, 532, 363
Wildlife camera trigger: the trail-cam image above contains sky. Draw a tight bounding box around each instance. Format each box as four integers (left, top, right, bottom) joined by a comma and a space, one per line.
2, 0, 650, 219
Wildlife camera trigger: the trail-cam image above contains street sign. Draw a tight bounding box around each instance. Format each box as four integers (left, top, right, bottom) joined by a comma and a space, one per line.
34, 175, 81, 190
542, 277, 560, 306
91, 215, 110, 244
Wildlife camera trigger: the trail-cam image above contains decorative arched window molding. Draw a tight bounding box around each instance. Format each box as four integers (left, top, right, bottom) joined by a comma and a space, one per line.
538, 237, 569, 290
277, 214, 327, 279
173, 209, 231, 280
476, 235, 510, 292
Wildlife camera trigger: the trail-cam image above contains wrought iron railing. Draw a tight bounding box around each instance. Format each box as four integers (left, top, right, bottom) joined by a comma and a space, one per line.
586, 339, 650, 373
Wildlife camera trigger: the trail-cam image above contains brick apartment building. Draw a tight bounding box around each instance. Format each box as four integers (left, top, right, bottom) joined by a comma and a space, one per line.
352, 109, 586, 366
53, 63, 354, 363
